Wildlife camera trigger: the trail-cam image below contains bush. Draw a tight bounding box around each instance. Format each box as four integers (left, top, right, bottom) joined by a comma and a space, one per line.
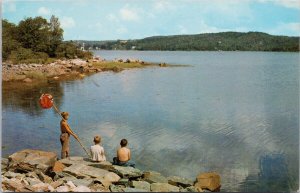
55, 42, 77, 59
8, 47, 49, 64
76, 50, 93, 59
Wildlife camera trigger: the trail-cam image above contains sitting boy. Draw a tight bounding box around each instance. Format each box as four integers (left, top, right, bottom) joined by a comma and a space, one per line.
90, 135, 106, 162
113, 139, 135, 167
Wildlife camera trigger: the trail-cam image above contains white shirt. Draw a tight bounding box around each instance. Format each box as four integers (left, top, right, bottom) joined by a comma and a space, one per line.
90, 144, 106, 162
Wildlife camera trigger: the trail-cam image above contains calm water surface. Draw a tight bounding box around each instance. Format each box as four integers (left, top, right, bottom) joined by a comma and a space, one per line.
2, 51, 299, 191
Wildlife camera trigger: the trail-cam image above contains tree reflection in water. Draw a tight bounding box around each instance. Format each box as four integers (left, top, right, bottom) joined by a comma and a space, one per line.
239, 153, 298, 192
2, 81, 64, 117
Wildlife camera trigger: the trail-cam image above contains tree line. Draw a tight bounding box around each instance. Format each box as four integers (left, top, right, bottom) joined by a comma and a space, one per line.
79, 32, 299, 52
3, 16, 92, 64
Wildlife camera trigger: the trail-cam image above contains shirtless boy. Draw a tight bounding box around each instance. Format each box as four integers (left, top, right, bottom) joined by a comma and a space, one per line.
113, 139, 135, 167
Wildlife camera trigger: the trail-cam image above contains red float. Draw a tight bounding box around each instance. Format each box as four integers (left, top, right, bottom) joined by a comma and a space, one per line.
39, 94, 53, 109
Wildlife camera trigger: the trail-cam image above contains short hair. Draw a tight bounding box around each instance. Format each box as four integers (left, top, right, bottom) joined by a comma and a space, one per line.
61, 112, 69, 119
94, 136, 101, 144
120, 139, 128, 147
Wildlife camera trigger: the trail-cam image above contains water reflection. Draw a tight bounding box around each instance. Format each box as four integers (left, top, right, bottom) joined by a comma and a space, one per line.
2, 51, 299, 192
239, 153, 297, 191
2, 81, 64, 117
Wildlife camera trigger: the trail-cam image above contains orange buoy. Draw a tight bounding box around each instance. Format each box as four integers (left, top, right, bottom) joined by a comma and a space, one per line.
39, 94, 53, 109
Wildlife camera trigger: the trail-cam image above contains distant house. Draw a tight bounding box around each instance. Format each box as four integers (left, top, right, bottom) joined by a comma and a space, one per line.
80, 43, 85, 51
131, 46, 136, 50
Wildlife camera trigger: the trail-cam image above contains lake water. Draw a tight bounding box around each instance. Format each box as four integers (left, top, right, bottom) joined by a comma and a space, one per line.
2, 51, 299, 191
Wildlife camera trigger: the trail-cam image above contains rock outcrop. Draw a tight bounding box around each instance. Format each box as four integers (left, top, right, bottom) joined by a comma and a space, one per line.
8, 149, 57, 173
1, 149, 221, 192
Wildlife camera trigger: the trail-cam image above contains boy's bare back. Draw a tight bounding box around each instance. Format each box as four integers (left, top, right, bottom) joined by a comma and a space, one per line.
117, 147, 131, 162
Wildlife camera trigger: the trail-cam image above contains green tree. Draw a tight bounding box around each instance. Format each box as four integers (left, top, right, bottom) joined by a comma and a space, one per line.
2, 19, 20, 60
49, 15, 64, 57
17, 16, 50, 53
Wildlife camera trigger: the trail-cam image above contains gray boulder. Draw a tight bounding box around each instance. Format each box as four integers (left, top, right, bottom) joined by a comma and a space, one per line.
89, 161, 113, 170
151, 182, 180, 192
130, 180, 151, 191
104, 172, 121, 183
63, 163, 109, 178
8, 149, 57, 173
167, 175, 193, 188
111, 165, 143, 178
58, 156, 93, 167
143, 171, 168, 183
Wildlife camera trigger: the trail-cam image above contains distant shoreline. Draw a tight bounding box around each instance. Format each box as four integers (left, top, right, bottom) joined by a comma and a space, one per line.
74, 32, 299, 52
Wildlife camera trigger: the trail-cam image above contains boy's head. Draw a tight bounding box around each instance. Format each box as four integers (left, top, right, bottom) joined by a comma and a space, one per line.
94, 135, 101, 144
120, 139, 128, 147
61, 112, 69, 120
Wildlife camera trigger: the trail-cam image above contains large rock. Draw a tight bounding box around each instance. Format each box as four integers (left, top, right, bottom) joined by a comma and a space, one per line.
104, 172, 121, 183
52, 161, 66, 172
3, 171, 25, 179
151, 182, 180, 192
71, 178, 94, 187
195, 172, 221, 191
8, 149, 57, 173
111, 165, 143, 179
89, 161, 114, 170
63, 163, 109, 178
25, 177, 43, 186
62, 163, 89, 178
130, 180, 151, 191
167, 176, 193, 188
2, 178, 30, 192
58, 156, 91, 167
72, 185, 91, 192
30, 182, 54, 192
143, 171, 168, 183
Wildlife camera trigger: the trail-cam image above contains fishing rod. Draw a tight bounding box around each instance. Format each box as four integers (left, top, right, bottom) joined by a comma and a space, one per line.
39, 93, 91, 158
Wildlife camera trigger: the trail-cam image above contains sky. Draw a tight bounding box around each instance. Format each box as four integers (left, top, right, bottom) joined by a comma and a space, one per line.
2, 0, 300, 40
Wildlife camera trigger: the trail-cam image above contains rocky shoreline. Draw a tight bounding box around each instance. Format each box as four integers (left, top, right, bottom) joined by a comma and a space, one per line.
2, 57, 169, 83
1, 149, 221, 192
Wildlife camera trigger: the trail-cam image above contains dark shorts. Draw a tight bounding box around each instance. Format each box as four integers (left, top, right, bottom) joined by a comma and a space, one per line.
60, 133, 70, 151
113, 157, 135, 168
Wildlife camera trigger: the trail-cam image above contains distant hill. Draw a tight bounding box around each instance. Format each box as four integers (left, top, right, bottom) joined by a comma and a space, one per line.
75, 32, 299, 52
